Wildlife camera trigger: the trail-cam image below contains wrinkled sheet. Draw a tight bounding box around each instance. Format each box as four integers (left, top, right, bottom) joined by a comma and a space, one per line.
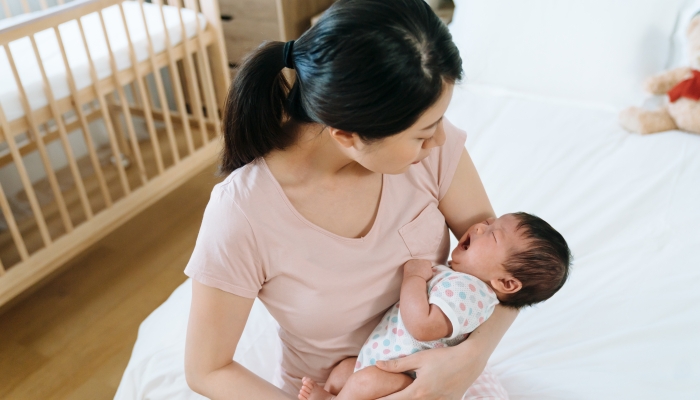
115, 85, 700, 400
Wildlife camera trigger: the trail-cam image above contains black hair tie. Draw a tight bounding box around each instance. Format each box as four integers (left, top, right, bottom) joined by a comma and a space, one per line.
282, 40, 295, 69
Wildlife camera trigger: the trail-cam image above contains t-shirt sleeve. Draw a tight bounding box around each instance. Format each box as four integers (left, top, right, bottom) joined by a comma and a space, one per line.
430, 117, 468, 201
428, 272, 498, 339
184, 184, 265, 298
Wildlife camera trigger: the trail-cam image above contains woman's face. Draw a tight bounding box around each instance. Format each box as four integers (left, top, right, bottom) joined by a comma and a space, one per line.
349, 83, 455, 175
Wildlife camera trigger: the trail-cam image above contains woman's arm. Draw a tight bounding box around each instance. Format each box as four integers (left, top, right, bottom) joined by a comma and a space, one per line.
375, 148, 518, 399
185, 280, 293, 399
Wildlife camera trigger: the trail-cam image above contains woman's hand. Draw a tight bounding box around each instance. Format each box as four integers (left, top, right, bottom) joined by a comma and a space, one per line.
375, 305, 518, 399
374, 344, 485, 399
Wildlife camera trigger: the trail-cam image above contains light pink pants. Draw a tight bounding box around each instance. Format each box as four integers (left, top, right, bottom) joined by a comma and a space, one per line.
463, 367, 509, 400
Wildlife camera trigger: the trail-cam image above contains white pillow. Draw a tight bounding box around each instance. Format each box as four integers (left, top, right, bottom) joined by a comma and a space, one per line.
449, 0, 687, 109
667, 0, 700, 69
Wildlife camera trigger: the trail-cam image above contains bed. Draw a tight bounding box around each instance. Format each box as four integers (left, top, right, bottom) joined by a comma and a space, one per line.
0, 0, 229, 306
115, 1, 700, 398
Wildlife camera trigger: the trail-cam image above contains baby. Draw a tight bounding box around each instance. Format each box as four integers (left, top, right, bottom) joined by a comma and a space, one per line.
298, 212, 572, 400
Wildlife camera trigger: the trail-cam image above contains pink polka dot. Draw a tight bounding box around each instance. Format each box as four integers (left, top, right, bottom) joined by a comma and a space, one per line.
383, 349, 390, 354
445, 289, 454, 297
449, 276, 458, 280
372, 342, 378, 349
392, 328, 397, 334
478, 301, 483, 309
355, 361, 361, 369
463, 319, 469, 326
479, 317, 484, 324
432, 286, 438, 292
469, 284, 476, 292
398, 329, 404, 336
459, 303, 466, 311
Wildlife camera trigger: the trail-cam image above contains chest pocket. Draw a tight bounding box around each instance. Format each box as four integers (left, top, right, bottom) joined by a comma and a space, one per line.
399, 203, 446, 258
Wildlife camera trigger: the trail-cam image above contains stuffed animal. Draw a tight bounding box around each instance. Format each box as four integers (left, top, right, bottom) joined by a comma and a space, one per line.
619, 14, 700, 135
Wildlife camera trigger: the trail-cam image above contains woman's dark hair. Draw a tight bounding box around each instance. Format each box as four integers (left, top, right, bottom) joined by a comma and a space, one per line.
220, 0, 463, 174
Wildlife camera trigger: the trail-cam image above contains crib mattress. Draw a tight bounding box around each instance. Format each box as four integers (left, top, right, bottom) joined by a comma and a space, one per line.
0, 1, 207, 123
114, 83, 700, 399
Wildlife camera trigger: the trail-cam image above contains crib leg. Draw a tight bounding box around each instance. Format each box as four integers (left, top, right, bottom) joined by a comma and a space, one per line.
107, 91, 133, 162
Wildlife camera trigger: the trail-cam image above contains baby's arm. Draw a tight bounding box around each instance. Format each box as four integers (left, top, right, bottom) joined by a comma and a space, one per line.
399, 260, 453, 342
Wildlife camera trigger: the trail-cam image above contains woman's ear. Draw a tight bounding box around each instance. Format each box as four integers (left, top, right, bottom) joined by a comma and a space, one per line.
328, 127, 358, 148
491, 275, 522, 294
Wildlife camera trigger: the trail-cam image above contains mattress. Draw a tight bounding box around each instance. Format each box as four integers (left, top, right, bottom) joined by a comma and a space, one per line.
0, 1, 207, 123
114, 84, 700, 399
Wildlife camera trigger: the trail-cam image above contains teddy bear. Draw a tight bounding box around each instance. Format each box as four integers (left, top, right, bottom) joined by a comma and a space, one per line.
619, 14, 700, 135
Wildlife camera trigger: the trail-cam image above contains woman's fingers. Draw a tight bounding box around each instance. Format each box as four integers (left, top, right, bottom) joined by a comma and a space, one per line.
376, 385, 416, 400
375, 354, 422, 374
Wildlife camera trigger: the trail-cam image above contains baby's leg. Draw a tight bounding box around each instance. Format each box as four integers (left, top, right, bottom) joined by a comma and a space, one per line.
298, 357, 356, 400
298, 364, 413, 400
334, 366, 413, 400
324, 358, 357, 395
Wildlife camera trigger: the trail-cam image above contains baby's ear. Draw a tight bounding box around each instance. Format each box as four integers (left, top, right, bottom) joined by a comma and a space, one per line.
491, 276, 522, 294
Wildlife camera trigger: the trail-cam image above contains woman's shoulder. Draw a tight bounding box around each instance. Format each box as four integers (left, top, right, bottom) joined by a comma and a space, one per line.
212, 158, 275, 208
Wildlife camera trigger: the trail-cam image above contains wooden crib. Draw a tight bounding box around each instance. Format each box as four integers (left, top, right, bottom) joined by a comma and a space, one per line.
0, 0, 229, 307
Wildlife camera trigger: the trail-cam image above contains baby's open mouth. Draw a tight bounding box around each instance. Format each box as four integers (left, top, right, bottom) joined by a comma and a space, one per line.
462, 234, 471, 250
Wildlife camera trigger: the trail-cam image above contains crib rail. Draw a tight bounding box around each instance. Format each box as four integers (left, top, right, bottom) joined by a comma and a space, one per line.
0, 0, 229, 306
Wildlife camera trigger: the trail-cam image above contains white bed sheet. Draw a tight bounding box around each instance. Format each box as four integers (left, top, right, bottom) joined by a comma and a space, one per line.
0, 1, 207, 123
115, 84, 700, 400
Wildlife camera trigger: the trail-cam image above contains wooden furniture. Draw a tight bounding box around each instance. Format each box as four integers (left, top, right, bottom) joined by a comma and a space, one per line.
0, 0, 230, 307
219, 0, 335, 66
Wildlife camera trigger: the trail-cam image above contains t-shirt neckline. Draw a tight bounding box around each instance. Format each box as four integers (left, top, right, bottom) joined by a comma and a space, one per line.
258, 157, 387, 243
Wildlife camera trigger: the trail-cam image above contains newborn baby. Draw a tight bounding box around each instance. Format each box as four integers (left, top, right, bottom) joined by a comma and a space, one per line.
298, 212, 572, 400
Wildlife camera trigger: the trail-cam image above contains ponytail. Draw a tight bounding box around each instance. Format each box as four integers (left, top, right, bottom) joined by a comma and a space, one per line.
219, 41, 294, 174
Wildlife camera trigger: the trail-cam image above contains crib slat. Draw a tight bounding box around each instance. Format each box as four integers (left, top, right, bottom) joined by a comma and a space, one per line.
137, 0, 181, 165
38, 0, 48, 10
20, 0, 30, 14
75, 19, 132, 197
2, 0, 12, 18
171, 0, 208, 145
0, 127, 30, 261
4, 44, 74, 236
29, 35, 94, 221
116, 2, 165, 175
184, 0, 222, 141
53, 26, 113, 209
96, 11, 149, 186
0, 83, 52, 248
154, 1, 195, 155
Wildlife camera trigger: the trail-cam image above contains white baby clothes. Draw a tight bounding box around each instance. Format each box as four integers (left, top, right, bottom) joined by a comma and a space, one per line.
354, 265, 499, 373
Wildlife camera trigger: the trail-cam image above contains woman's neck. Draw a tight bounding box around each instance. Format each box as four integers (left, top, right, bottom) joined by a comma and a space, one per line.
265, 122, 371, 185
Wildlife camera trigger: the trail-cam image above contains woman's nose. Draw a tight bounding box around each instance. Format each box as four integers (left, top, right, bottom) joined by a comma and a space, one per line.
422, 122, 446, 149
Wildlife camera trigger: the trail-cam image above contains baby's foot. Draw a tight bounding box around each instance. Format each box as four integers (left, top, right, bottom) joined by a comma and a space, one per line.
298, 377, 335, 400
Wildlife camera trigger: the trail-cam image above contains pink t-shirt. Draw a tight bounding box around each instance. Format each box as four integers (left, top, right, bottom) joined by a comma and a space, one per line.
184, 119, 467, 395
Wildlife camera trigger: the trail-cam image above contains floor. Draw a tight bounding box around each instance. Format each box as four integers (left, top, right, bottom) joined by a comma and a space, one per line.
0, 162, 221, 399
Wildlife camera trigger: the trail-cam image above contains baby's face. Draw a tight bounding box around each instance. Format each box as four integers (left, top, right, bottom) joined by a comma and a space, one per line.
450, 214, 528, 283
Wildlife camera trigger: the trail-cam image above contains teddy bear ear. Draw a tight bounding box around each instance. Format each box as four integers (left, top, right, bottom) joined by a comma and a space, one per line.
688, 13, 700, 34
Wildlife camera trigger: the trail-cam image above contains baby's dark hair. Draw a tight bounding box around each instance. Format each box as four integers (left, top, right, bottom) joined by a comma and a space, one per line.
499, 212, 572, 309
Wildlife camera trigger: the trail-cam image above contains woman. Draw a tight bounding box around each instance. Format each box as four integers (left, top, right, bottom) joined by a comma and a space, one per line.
184, 0, 517, 398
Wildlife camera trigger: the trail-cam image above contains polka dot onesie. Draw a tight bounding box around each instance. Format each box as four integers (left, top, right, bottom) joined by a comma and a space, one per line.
354, 265, 499, 375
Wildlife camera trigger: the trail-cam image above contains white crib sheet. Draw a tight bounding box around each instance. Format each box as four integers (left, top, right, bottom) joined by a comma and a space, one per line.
114, 84, 700, 399
0, 1, 207, 123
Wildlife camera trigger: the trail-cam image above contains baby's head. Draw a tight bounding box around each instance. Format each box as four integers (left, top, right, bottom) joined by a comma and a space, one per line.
450, 212, 571, 309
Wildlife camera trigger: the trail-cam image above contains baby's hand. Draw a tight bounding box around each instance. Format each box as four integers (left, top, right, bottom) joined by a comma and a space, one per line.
403, 259, 434, 281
